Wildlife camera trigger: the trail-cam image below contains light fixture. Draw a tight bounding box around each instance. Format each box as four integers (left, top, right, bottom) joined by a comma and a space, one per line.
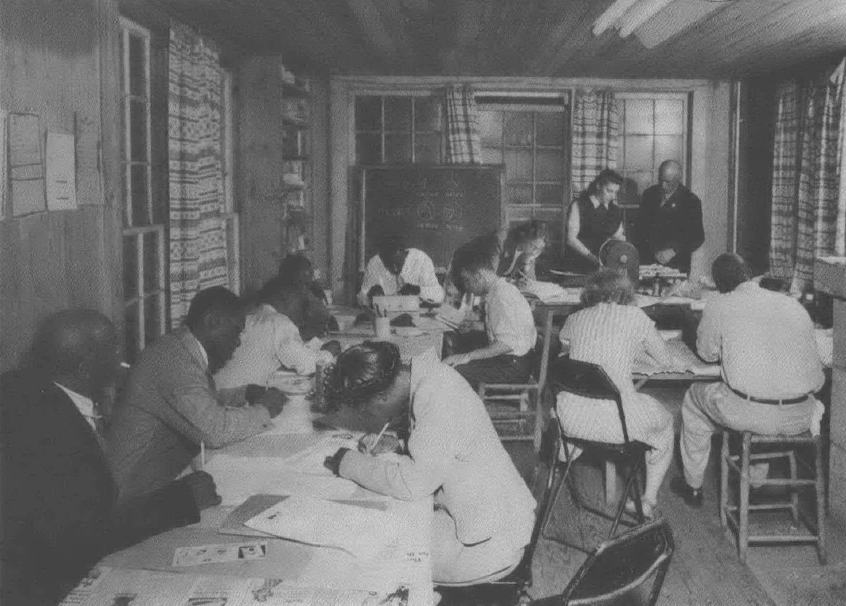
593, 0, 736, 45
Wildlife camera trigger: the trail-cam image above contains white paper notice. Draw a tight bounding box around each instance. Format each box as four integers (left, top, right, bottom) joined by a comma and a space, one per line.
46, 132, 77, 211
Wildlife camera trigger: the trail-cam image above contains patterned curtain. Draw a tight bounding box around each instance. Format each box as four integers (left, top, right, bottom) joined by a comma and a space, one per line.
570, 89, 620, 198
168, 21, 229, 327
834, 58, 846, 256
769, 68, 843, 292
445, 84, 482, 164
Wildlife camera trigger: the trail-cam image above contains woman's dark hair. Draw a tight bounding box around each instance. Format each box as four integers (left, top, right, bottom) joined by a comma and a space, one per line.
580, 268, 636, 307
711, 253, 750, 294
586, 169, 624, 196
277, 254, 314, 288
325, 341, 402, 411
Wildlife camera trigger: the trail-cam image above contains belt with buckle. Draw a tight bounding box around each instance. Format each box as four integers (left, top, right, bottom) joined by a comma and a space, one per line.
729, 386, 809, 405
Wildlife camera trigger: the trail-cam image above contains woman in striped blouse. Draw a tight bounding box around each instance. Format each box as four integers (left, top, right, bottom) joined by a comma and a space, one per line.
556, 269, 676, 518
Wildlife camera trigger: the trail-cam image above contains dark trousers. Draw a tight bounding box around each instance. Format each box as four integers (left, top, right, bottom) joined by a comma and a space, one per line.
445, 330, 534, 391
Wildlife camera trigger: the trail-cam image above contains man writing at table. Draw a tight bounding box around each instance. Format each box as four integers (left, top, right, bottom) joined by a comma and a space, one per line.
670, 254, 825, 507
108, 287, 286, 501
634, 160, 704, 274
1, 310, 221, 606
357, 233, 445, 306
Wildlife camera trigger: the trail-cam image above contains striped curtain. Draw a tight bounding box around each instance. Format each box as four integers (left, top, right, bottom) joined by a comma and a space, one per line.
769, 69, 843, 292
168, 21, 229, 327
570, 89, 620, 198
834, 58, 846, 256
445, 84, 482, 164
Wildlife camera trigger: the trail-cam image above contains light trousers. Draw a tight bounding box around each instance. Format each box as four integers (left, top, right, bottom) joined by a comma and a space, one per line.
680, 382, 817, 489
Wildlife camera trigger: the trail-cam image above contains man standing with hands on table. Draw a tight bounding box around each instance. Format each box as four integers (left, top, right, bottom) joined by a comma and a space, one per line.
108, 287, 286, 501
1, 310, 221, 606
634, 160, 704, 274
357, 233, 445, 306
670, 254, 825, 507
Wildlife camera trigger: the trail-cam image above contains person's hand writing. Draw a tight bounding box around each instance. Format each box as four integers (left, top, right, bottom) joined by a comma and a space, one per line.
358, 432, 402, 455
443, 353, 473, 367
255, 387, 287, 418
183, 471, 222, 510
457, 319, 476, 334
323, 447, 350, 475
398, 283, 421, 296
655, 249, 676, 265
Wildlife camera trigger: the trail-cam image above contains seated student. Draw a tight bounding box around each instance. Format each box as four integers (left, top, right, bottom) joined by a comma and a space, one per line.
275, 254, 336, 341
565, 169, 625, 271
357, 233, 445, 306
555, 269, 677, 519
1, 310, 221, 606
442, 246, 537, 390
107, 287, 286, 500
323, 342, 536, 586
214, 277, 340, 389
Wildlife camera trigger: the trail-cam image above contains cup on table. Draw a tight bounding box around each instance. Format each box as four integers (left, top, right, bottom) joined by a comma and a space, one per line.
374, 316, 391, 340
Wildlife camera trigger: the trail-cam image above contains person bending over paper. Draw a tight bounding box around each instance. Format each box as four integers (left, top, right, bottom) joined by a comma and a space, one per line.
323, 342, 536, 586
565, 169, 625, 272
441, 246, 537, 390
357, 233, 444, 306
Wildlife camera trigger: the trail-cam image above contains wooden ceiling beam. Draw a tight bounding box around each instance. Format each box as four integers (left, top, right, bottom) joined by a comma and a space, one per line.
530, 0, 607, 75
345, 0, 404, 69
371, 0, 419, 70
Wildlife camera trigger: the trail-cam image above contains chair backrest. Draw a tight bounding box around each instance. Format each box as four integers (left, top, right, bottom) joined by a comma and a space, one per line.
548, 358, 632, 445
533, 306, 557, 392
559, 518, 674, 606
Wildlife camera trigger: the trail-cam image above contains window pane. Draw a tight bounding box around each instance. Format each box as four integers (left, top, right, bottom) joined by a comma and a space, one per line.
503, 112, 533, 147
536, 149, 563, 181
144, 295, 162, 345
654, 135, 684, 168
478, 112, 503, 147
355, 96, 382, 131
131, 165, 149, 226
536, 113, 565, 147
414, 97, 442, 131
123, 236, 138, 300
384, 133, 411, 163
655, 99, 684, 135
505, 184, 532, 205
124, 302, 139, 364
536, 184, 564, 207
624, 135, 654, 171
129, 34, 146, 97
624, 99, 654, 135
415, 133, 441, 163
384, 97, 412, 131
143, 231, 160, 294
504, 149, 532, 181
482, 147, 502, 164
624, 171, 655, 205
129, 100, 147, 162
356, 133, 382, 164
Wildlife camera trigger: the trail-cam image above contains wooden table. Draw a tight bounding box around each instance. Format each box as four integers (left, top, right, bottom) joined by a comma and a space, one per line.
330, 313, 447, 361
65, 403, 435, 606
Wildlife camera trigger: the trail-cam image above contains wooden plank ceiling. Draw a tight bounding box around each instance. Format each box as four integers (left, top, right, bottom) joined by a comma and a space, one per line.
155, 0, 846, 78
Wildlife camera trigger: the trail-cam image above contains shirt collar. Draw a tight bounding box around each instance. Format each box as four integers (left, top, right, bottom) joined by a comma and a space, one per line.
54, 382, 99, 424
184, 328, 209, 368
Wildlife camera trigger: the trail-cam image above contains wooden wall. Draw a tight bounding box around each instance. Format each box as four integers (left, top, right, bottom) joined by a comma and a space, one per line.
0, 0, 122, 372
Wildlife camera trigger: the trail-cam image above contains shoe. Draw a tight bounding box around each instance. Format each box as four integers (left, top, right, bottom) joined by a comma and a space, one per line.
670, 477, 704, 508
624, 498, 656, 520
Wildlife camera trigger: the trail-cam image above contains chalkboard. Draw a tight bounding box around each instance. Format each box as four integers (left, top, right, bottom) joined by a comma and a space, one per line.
360, 165, 503, 270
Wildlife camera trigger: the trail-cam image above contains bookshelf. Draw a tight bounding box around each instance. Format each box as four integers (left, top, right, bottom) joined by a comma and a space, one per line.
281, 69, 311, 257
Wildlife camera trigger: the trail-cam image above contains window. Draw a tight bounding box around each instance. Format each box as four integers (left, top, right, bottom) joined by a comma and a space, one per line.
120, 18, 164, 362
355, 95, 444, 164
478, 96, 569, 254
616, 93, 688, 206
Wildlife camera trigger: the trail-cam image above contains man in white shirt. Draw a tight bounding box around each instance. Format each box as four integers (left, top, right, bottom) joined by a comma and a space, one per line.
671, 254, 825, 507
443, 246, 537, 390
357, 233, 444, 306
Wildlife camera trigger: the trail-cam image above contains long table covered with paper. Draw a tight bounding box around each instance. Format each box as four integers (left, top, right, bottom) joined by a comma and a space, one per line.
62, 396, 434, 606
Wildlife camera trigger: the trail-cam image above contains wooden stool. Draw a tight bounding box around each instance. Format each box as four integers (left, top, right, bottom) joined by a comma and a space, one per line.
720, 430, 826, 564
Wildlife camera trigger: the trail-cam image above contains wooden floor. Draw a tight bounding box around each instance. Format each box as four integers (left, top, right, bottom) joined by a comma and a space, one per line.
503, 385, 846, 606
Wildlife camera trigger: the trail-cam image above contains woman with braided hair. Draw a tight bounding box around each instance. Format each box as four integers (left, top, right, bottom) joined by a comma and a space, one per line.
323, 342, 536, 586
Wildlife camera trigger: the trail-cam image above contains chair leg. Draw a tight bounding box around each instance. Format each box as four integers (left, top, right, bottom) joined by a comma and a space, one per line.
604, 460, 617, 507
739, 433, 751, 563
609, 460, 642, 537
720, 431, 729, 528
540, 463, 566, 541
814, 438, 827, 565
788, 450, 800, 526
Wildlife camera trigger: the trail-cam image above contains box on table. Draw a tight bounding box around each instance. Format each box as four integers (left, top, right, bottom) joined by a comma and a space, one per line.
371, 295, 420, 319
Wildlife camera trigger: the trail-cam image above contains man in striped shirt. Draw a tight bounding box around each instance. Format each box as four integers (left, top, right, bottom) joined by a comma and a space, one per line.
671, 254, 825, 507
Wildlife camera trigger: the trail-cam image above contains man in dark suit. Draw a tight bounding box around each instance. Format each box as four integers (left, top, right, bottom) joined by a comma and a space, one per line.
634, 160, 705, 274
1, 310, 221, 606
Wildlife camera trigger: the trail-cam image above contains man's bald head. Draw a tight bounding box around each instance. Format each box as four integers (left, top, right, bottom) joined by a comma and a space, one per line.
659, 160, 683, 197
32, 309, 119, 397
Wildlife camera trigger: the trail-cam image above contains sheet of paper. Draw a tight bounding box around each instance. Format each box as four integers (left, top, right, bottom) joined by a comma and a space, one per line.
276, 433, 360, 475
245, 495, 398, 560
173, 541, 268, 566
46, 132, 77, 211
203, 454, 359, 505
9, 113, 45, 216
519, 280, 568, 303
61, 567, 197, 606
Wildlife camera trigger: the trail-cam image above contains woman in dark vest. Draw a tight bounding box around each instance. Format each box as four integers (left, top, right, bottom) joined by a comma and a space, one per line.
565, 169, 625, 272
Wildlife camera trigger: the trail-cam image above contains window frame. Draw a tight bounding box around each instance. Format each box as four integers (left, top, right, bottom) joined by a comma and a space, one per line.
354, 93, 445, 165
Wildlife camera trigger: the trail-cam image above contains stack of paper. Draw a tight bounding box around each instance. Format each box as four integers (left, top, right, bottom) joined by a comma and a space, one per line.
245, 495, 398, 560
519, 280, 570, 303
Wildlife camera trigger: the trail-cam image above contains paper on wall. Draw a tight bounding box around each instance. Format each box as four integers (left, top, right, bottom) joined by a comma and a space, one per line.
46, 132, 77, 211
